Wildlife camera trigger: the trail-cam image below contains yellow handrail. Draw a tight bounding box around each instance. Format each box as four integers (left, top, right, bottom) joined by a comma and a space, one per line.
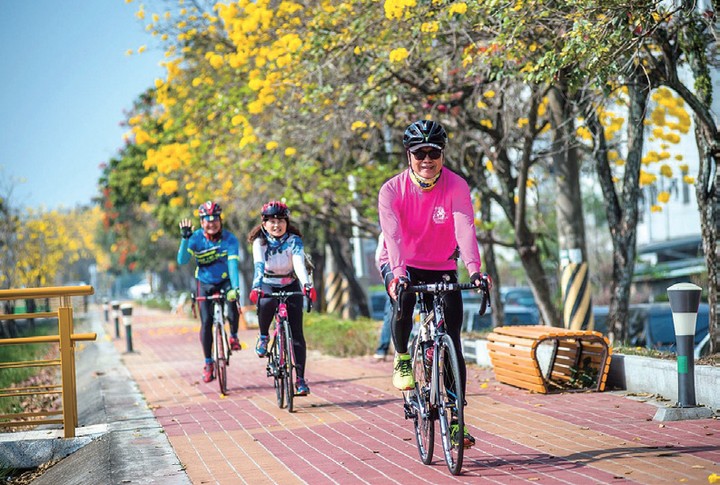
0, 285, 96, 438
0, 285, 93, 300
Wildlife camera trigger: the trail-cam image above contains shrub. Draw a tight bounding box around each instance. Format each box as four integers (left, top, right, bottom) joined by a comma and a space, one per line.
304, 312, 381, 357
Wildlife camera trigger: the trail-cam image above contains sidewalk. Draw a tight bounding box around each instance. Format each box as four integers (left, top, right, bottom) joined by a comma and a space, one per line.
37, 306, 720, 483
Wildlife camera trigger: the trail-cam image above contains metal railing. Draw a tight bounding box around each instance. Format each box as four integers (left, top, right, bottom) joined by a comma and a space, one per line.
0, 285, 95, 438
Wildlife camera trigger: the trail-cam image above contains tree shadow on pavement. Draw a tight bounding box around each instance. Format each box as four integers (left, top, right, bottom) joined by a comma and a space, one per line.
461, 444, 720, 476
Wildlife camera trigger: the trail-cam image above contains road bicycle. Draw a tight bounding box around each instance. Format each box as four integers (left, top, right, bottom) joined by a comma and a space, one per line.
193, 291, 235, 395
399, 280, 490, 475
264, 291, 311, 413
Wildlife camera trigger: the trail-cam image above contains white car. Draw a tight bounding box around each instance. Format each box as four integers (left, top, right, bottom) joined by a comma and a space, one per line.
128, 282, 152, 299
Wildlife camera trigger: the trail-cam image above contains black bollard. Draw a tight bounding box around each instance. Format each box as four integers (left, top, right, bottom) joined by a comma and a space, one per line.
111, 301, 121, 339
667, 283, 702, 407
120, 303, 134, 353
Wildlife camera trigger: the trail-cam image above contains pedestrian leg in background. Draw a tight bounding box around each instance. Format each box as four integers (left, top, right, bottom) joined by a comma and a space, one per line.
374, 296, 392, 361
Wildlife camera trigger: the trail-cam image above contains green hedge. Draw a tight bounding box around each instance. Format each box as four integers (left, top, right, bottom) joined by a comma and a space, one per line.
303, 312, 381, 357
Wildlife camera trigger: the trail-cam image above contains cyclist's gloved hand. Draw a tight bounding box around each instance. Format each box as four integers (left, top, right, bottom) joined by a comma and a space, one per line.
470, 272, 492, 291
387, 276, 410, 301
226, 288, 239, 302
249, 288, 263, 304
303, 284, 317, 302
179, 219, 193, 239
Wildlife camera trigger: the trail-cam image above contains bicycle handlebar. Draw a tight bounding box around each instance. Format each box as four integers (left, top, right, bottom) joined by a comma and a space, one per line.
193, 292, 226, 302
395, 281, 491, 320
262, 291, 312, 313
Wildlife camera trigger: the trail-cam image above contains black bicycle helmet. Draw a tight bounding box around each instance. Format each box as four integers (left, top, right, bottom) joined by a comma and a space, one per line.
403, 120, 447, 151
261, 200, 290, 219
198, 201, 222, 217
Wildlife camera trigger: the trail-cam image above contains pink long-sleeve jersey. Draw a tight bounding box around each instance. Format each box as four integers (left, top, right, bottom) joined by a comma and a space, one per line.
378, 168, 482, 279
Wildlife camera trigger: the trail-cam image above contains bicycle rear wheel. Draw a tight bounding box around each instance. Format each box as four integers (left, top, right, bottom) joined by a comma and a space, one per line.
410, 337, 434, 464
215, 323, 228, 395
282, 320, 295, 413
270, 337, 285, 409
437, 334, 464, 475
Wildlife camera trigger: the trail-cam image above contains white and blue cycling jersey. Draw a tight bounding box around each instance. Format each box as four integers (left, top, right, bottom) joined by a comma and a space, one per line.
251, 233, 310, 289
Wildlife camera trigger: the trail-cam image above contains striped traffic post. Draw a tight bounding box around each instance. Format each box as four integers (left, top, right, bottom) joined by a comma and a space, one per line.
111, 300, 121, 338
667, 283, 702, 407
121, 303, 135, 353
103, 297, 110, 323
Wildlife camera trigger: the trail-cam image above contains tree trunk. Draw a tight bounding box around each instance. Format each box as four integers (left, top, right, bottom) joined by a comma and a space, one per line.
326, 233, 369, 318
548, 77, 590, 329
583, 72, 648, 344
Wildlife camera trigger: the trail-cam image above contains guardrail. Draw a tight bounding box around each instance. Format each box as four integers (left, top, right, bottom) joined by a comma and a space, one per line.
0, 285, 95, 438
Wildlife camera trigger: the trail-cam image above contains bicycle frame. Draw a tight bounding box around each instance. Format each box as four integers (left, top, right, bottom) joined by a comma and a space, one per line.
264, 290, 307, 412
193, 291, 233, 395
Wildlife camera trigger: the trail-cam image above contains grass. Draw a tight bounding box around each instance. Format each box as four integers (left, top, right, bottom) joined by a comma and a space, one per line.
0, 322, 57, 415
304, 312, 380, 357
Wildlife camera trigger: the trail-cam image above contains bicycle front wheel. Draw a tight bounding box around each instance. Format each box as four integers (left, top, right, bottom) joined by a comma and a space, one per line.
282, 320, 295, 413
436, 334, 464, 475
215, 323, 228, 395
410, 337, 434, 464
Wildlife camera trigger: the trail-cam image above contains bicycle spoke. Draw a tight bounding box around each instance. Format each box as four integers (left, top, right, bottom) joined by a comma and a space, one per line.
215, 323, 228, 395
271, 337, 285, 408
283, 320, 295, 413
411, 338, 434, 464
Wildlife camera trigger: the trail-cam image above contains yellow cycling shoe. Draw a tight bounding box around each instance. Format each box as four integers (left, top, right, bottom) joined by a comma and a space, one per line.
392, 353, 415, 390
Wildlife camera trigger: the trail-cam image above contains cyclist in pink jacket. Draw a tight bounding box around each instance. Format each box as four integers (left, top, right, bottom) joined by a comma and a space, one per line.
378, 120, 492, 448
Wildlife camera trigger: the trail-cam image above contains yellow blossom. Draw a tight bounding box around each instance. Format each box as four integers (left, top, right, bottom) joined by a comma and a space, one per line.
683, 175, 695, 184
285, 147, 297, 156
639, 170, 657, 186
266, 141, 279, 150
421, 22, 439, 33
448, 2, 468, 15
351, 121, 368, 131
650, 205, 663, 212
657, 191, 670, 203
389, 47, 409, 63
659, 164, 673, 177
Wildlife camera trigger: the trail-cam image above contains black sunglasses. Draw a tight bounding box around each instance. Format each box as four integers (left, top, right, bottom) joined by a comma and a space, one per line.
412, 149, 443, 161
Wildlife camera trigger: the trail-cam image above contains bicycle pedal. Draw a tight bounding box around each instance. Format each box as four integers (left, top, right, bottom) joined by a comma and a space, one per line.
403, 402, 416, 420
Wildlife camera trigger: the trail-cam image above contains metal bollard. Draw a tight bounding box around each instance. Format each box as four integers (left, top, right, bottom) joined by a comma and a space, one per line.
667, 283, 702, 407
120, 303, 135, 353
103, 298, 110, 323
111, 301, 121, 339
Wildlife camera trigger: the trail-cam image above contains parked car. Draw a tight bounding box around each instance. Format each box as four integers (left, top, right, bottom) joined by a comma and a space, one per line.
128, 281, 152, 299
463, 286, 539, 332
593, 303, 710, 359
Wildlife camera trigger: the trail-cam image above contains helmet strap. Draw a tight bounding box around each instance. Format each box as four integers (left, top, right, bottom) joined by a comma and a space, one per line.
409, 168, 442, 191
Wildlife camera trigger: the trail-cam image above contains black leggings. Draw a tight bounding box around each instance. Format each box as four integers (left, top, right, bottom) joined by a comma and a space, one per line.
198, 280, 239, 360
256, 280, 307, 379
391, 267, 467, 396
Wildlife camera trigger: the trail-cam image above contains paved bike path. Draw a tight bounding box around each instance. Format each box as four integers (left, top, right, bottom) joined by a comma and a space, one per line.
111, 306, 719, 484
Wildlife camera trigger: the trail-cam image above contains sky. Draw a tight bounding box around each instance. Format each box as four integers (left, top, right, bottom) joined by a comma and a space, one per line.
0, 1, 165, 211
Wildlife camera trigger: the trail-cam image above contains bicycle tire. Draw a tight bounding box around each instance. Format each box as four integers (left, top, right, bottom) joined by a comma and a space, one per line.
270, 337, 285, 409
410, 337, 434, 464
282, 319, 295, 413
436, 334, 464, 475
215, 322, 228, 395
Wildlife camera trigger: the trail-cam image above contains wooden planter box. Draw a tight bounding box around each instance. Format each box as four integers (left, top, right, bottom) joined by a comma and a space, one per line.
487, 325, 612, 393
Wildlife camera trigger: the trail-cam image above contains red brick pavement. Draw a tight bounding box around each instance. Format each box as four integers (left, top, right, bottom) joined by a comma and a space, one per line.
111, 306, 720, 484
